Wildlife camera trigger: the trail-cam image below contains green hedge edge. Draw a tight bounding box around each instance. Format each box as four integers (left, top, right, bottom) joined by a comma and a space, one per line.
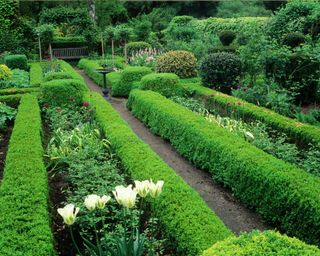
181, 83, 320, 146
127, 89, 320, 246
84, 92, 233, 255
29, 62, 43, 87
0, 94, 55, 256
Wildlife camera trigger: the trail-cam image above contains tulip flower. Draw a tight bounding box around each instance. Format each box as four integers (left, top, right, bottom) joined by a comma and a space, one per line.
149, 180, 164, 198
57, 204, 79, 225
134, 180, 150, 198
113, 185, 137, 209
84, 194, 100, 211
96, 195, 111, 210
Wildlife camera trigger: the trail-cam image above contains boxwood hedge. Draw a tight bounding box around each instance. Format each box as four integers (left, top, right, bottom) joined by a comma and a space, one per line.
84, 92, 233, 255
181, 82, 320, 146
0, 94, 55, 255
29, 62, 44, 87
203, 230, 320, 256
127, 89, 320, 246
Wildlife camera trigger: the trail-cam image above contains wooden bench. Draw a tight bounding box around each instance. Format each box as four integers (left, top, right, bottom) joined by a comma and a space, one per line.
52, 47, 89, 60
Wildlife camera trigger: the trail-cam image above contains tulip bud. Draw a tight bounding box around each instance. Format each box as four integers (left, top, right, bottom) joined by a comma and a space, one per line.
134, 180, 150, 198
149, 180, 164, 198
57, 204, 79, 225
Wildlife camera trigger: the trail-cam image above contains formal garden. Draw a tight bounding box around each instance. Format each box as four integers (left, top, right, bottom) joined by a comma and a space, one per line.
1, 0, 320, 255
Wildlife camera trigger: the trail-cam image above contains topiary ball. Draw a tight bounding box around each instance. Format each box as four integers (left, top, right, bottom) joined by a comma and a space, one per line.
283, 32, 305, 48
202, 230, 320, 256
156, 50, 197, 78
219, 30, 236, 46
199, 52, 241, 94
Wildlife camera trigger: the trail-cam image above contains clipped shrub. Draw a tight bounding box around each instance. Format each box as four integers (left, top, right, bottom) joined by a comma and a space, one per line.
126, 41, 151, 55
112, 66, 152, 97
199, 52, 241, 94
219, 30, 236, 46
0, 64, 12, 80
4, 54, 28, 71
283, 32, 305, 48
29, 62, 43, 87
41, 79, 88, 106
140, 73, 180, 97
156, 50, 197, 78
203, 230, 320, 256
44, 72, 73, 82
208, 45, 237, 54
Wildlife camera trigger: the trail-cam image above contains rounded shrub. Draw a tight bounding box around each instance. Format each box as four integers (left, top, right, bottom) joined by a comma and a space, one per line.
41, 79, 88, 106
219, 30, 236, 46
126, 41, 152, 55
0, 64, 13, 81
202, 230, 320, 256
199, 52, 241, 94
156, 50, 197, 78
283, 32, 305, 48
112, 66, 152, 97
140, 73, 180, 97
44, 72, 73, 82
4, 54, 28, 71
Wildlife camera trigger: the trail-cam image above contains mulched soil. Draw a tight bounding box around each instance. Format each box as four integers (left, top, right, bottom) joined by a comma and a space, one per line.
0, 126, 13, 180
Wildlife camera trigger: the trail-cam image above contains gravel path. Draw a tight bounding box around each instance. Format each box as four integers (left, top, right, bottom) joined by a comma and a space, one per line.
77, 69, 270, 235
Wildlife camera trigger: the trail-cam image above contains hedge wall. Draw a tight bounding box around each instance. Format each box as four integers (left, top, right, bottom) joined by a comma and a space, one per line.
127, 89, 320, 246
29, 62, 43, 87
59, 60, 84, 81
0, 94, 55, 255
78, 58, 103, 86
181, 83, 320, 146
84, 92, 233, 255
203, 230, 320, 256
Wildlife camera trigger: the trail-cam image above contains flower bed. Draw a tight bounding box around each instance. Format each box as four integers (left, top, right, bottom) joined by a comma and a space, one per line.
127, 89, 320, 246
0, 94, 55, 255
180, 82, 320, 146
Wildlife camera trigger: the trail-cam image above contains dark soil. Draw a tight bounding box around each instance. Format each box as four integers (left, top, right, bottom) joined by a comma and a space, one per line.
0, 126, 13, 180
77, 69, 270, 235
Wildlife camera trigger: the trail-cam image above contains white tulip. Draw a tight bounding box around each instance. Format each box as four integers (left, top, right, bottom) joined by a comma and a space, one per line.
84, 194, 100, 211
149, 180, 164, 198
96, 195, 111, 209
134, 180, 150, 198
113, 185, 137, 208
245, 131, 255, 141
57, 204, 79, 225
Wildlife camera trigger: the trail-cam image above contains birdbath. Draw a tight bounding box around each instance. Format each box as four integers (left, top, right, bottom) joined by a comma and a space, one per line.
95, 65, 114, 98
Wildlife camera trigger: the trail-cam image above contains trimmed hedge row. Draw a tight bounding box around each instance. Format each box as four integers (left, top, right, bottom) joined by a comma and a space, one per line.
203, 230, 320, 256
181, 82, 320, 146
78, 58, 104, 86
29, 62, 44, 87
59, 60, 84, 81
0, 94, 55, 255
0, 94, 21, 107
84, 92, 233, 255
127, 89, 320, 246
0, 87, 39, 96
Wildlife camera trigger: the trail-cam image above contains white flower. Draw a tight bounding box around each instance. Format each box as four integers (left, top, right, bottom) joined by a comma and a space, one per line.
84, 194, 100, 211
96, 195, 111, 209
134, 180, 150, 198
149, 180, 164, 198
57, 204, 79, 225
113, 185, 137, 208
244, 131, 255, 141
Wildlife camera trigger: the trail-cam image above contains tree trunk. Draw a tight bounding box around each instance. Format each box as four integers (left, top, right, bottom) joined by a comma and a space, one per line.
49, 42, 53, 60
112, 39, 115, 69
101, 36, 105, 60
38, 36, 42, 61
124, 41, 127, 64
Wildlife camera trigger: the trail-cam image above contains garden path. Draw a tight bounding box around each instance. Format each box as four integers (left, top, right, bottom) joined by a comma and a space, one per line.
77, 69, 270, 235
